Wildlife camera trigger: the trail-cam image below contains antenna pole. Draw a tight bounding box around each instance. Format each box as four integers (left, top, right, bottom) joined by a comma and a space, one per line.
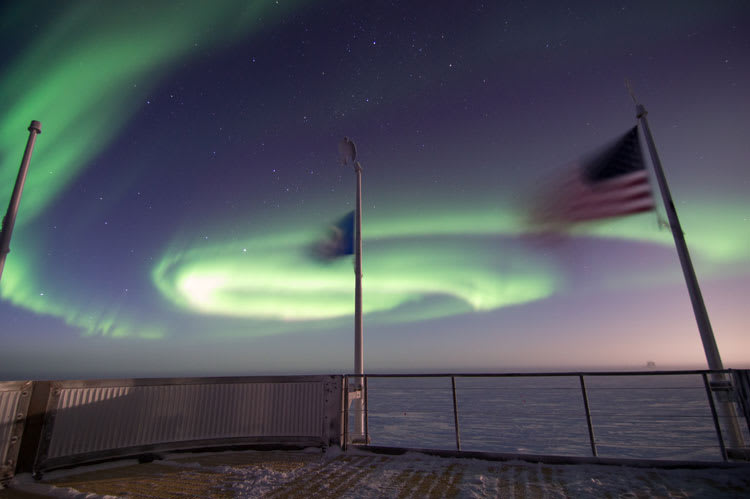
0, 121, 42, 282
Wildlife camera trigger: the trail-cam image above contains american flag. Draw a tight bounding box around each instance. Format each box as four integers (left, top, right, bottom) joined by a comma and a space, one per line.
533, 127, 655, 226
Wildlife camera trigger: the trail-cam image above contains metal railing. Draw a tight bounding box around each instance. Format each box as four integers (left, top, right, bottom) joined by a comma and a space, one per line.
3, 369, 747, 485
344, 370, 750, 462
3, 375, 344, 482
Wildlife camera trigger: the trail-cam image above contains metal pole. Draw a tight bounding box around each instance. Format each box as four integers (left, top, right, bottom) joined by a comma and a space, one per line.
451, 376, 461, 451
343, 375, 349, 451
731, 370, 750, 432
633, 100, 744, 450
579, 375, 597, 457
364, 375, 369, 444
353, 160, 364, 440
0, 121, 42, 281
636, 105, 721, 370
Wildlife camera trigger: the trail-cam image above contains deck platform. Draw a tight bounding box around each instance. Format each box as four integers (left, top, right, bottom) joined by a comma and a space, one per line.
2, 449, 750, 498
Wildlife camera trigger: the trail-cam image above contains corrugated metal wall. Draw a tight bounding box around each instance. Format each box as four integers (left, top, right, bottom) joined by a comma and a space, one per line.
0, 382, 31, 482
33, 375, 342, 472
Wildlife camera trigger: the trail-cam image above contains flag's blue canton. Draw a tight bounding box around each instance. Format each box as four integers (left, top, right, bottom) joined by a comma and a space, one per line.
582, 127, 645, 183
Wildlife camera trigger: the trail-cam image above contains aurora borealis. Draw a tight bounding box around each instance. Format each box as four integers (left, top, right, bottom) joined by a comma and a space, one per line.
1, 1, 749, 378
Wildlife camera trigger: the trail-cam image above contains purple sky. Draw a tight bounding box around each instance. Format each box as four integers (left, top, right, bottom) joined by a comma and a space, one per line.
1, 1, 748, 379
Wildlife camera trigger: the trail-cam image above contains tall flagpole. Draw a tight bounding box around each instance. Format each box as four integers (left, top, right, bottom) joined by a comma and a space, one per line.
353, 157, 364, 441
339, 137, 365, 442
627, 85, 744, 450
0, 121, 42, 282
634, 103, 721, 370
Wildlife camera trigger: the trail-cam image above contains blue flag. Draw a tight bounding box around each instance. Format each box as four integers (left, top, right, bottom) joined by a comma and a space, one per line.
311, 211, 354, 261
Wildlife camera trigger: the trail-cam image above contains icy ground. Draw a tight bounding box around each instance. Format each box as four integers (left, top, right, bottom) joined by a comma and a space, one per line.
7, 448, 750, 498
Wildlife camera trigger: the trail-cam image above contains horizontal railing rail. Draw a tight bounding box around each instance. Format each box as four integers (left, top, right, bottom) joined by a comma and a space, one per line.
350, 369, 735, 377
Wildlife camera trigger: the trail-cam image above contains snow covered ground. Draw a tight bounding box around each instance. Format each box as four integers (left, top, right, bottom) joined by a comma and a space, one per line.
7, 448, 750, 498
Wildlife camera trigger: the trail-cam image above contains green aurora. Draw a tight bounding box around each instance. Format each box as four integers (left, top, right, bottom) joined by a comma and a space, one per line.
0, 0, 303, 338
150, 200, 749, 334
152, 206, 560, 323
1, 1, 748, 346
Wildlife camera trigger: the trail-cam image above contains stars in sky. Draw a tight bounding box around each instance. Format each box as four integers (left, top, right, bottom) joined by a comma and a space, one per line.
0, 0, 749, 378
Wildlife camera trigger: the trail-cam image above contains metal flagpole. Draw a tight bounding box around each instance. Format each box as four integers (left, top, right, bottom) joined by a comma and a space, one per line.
353, 157, 365, 441
0, 121, 42, 282
339, 137, 366, 442
627, 84, 744, 450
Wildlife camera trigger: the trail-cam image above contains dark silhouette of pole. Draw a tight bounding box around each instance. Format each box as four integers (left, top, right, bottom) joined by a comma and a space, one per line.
0, 121, 42, 282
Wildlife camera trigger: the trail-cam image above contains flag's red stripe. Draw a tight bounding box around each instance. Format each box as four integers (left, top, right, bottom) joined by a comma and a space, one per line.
567, 183, 652, 211
570, 197, 654, 214
565, 197, 655, 221
591, 170, 650, 191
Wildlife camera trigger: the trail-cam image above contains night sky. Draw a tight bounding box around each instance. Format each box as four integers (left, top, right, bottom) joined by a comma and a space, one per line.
1, 1, 748, 379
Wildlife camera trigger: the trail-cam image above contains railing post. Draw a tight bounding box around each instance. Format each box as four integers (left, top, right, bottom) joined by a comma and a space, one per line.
343, 375, 349, 451
703, 373, 728, 461
15, 381, 52, 478
451, 376, 461, 451
731, 370, 750, 433
364, 375, 369, 444
579, 375, 597, 457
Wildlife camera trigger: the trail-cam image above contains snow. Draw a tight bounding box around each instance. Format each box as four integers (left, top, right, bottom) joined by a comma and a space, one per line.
9, 473, 119, 499
210, 449, 749, 498
7, 448, 749, 498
